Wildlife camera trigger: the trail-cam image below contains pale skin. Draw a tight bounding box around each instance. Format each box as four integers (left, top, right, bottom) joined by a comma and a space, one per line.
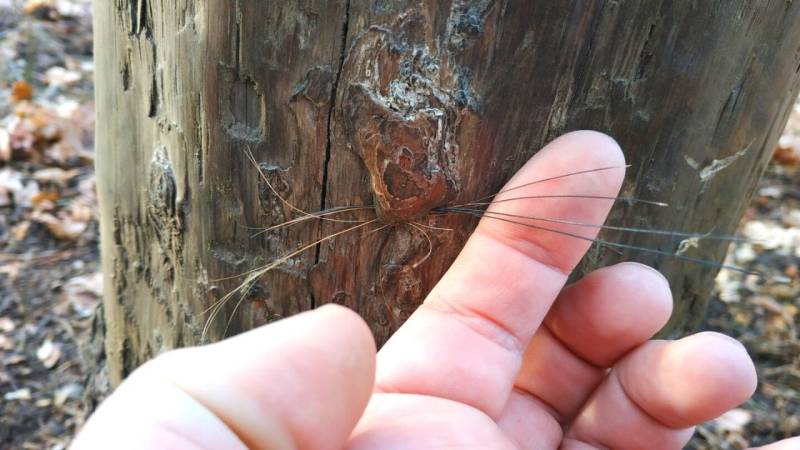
72, 131, 799, 450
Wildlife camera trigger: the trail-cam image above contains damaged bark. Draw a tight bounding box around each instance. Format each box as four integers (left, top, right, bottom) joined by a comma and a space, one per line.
95, 1, 800, 385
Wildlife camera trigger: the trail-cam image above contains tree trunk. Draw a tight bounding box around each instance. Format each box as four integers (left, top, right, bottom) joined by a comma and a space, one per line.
95, 0, 800, 386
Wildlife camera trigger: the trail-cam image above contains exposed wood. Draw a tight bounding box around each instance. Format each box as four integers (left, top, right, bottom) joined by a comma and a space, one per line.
95, 0, 800, 385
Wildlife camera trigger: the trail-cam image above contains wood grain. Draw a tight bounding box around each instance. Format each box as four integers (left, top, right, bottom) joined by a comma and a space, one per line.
95, 0, 800, 384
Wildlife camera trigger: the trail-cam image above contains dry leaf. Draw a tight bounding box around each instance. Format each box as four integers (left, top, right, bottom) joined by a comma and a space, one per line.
23, 0, 52, 11
0, 168, 25, 207
78, 174, 96, 198
6, 354, 25, 365
31, 211, 87, 240
31, 190, 60, 206
17, 180, 42, 209
0, 316, 15, 332
53, 383, 81, 408
69, 197, 94, 222
22, 0, 58, 20
0, 261, 23, 282
0, 334, 13, 351
0, 129, 10, 162
712, 408, 752, 433
36, 339, 61, 369
749, 296, 784, 313
63, 272, 102, 317
43, 66, 82, 87
4, 388, 31, 401
10, 222, 30, 243
32, 167, 79, 186
773, 144, 800, 167
45, 136, 80, 165
10, 80, 33, 102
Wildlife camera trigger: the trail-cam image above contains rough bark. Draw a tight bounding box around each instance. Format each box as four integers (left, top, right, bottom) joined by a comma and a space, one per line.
95, 0, 800, 385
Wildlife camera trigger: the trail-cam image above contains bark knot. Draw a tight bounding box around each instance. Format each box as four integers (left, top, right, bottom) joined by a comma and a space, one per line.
336, 14, 478, 223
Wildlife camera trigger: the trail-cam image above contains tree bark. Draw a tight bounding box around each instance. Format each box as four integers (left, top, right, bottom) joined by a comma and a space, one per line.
95, 0, 800, 385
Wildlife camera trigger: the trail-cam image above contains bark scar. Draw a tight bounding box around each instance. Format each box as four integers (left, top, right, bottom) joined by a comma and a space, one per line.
336, 14, 477, 223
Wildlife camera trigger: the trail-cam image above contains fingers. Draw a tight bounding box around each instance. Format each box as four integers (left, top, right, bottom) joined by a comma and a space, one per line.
497, 262, 672, 446
511, 262, 673, 422
750, 437, 800, 449
71, 376, 249, 450
346, 393, 517, 450
616, 332, 757, 428
72, 305, 376, 450
376, 130, 626, 418
566, 332, 757, 450
544, 262, 673, 367
496, 390, 563, 450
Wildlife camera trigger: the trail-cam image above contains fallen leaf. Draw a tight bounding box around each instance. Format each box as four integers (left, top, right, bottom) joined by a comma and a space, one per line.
78, 174, 96, 198
43, 66, 82, 87
10, 80, 33, 102
22, 0, 58, 20
53, 383, 82, 407
749, 296, 793, 319
31, 190, 60, 206
62, 272, 102, 317
36, 339, 61, 369
31, 211, 87, 240
773, 144, 800, 167
0, 129, 10, 162
17, 179, 42, 209
6, 354, 26, 364
734, 243, 757, 264
758, 186, 783, 199
45, 137, 80, 166
785, 264, 798, 279
69, 197, 94, 222
0, 168, 25, 207
783, 209, 800, 228
0, 334, 13, 350
4, 388, 31, 401
712, 408, 752, 433
763, 283, 800, 301
0, 317, 15, 332
10, 221, 31, 241
32, 167, 79, 186
0, 261, 23, 282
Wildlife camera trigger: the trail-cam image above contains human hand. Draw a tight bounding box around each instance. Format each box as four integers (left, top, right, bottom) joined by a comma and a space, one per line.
72, 131, 798, 450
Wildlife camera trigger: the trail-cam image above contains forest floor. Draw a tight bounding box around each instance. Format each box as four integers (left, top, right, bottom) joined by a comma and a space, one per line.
0, 1, 797, 449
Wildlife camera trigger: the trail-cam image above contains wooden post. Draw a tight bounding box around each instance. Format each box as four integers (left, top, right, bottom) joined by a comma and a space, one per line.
94, 0, 800, 385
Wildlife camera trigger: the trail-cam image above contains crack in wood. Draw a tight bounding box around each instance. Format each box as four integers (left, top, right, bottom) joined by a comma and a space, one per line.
313, 0, 352, 277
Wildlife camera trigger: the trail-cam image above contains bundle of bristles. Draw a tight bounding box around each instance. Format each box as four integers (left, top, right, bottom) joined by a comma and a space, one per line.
201, 147, 762, 341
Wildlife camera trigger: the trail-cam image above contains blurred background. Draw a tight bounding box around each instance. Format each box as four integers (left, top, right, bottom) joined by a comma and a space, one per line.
0, 1, 797, 448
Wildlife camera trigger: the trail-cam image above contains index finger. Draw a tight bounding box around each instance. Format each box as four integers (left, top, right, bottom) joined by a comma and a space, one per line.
375, 130, 626, 418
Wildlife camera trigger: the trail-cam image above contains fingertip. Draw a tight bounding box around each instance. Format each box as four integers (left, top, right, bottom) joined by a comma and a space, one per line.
686, 331, 758, 398
512, 130, 626, 193
315, 303, 378, 356
481, 130, 627, 276
545, 262, 673, 367
617, 332, 757, 429
607, 262, 673, 320
553, 130, 625, 164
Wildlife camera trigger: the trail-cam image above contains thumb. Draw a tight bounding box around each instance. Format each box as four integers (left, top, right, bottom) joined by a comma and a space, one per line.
72, 305, 376, 450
